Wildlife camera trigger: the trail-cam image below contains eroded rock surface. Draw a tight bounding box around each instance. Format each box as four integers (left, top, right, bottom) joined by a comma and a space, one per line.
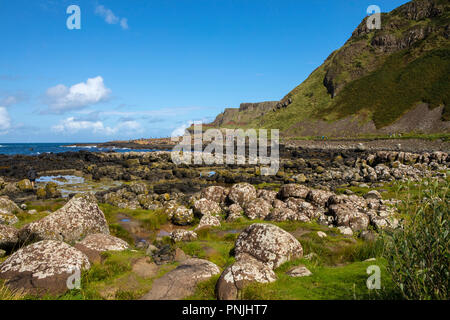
0, 240, 90, 295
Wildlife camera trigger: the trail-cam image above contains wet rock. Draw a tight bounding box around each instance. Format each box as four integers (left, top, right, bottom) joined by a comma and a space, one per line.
171, 206, 194, 226
193, 198, 221, 217
286, 266, 312, 277
216, 253, 276, 300
18, 193, 109, 243
170, 229, 198, 242
0, 224, 19, 251
140, 258, 220, 300
279, 184, 310, 199
235, 223, 303, 269
244, 198, 272, 220
0, 240, 90, 296
228, 183, 257, 208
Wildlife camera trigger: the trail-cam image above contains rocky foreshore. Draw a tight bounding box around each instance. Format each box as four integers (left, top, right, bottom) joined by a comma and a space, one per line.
0, 142, 448, 299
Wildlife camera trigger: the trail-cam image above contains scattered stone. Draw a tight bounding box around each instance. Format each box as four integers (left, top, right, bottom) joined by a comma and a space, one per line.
337, 226, 354, 236
145, 244, 158, 255
27, 209, 37, 215
364, 190, 382, 200
17, 179, 33, 192
286, 266, 312, 277
196, 214, 221, 230
0, 240, 90, 296
364, 258, 376, 262
317, 231, 327, 238
170, 229, 197, 242
140, 258, 220, 300
20, 204, 27, 210
171, 206, 194, 226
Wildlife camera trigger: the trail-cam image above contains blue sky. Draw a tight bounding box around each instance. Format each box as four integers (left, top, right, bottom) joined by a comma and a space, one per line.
0, 0, 409, 143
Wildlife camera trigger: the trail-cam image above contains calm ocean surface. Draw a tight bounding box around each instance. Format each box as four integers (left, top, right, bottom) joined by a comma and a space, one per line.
0, 143, 155, 155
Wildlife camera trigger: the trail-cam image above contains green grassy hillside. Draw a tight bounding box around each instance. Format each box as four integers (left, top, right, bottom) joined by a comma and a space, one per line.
210, 0, 450, 137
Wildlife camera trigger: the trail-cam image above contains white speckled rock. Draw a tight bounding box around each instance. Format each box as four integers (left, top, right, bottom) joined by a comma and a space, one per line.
279, 184, 310, 199
201, 186, 229, 204
0, 224, 19, 251
228, 183, 257, 208
216, 253, 276, 300
257, 189, 278, 203
193, 198, 222, 217
171, 206, 194, 226
18, 193, 109, 243
266, 207, 310, 222
0, 196, 21, 225
0, 240, 90, 295
170, 229, 198, 242
235, 223, 303, 270
226, 204, 244, 222
244, 198, 272, 220
306, 190, 334, 207
196, 214, 221, 230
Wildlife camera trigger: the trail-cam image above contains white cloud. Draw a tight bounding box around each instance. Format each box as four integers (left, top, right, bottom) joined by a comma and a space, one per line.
95, 5, 128, 30
44, 76, 111, 113
52, 117, 143, 136
0, 106, 11, 134
171, 120, 193, 138
120, 18, 129, 30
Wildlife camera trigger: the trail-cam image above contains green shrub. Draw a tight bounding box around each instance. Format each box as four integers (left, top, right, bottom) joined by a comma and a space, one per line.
383, 180, 449, 300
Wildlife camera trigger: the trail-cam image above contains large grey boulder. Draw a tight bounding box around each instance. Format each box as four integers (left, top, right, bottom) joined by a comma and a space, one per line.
0, 240, 90, 296
216, 253, 276, 300
235, 223, 303, 270
18, 193, 109, 244
140, 258, 220, 300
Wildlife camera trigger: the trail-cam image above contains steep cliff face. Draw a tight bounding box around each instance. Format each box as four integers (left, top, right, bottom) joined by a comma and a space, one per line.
208, 0, 450, 137
210, 101, 278, 127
